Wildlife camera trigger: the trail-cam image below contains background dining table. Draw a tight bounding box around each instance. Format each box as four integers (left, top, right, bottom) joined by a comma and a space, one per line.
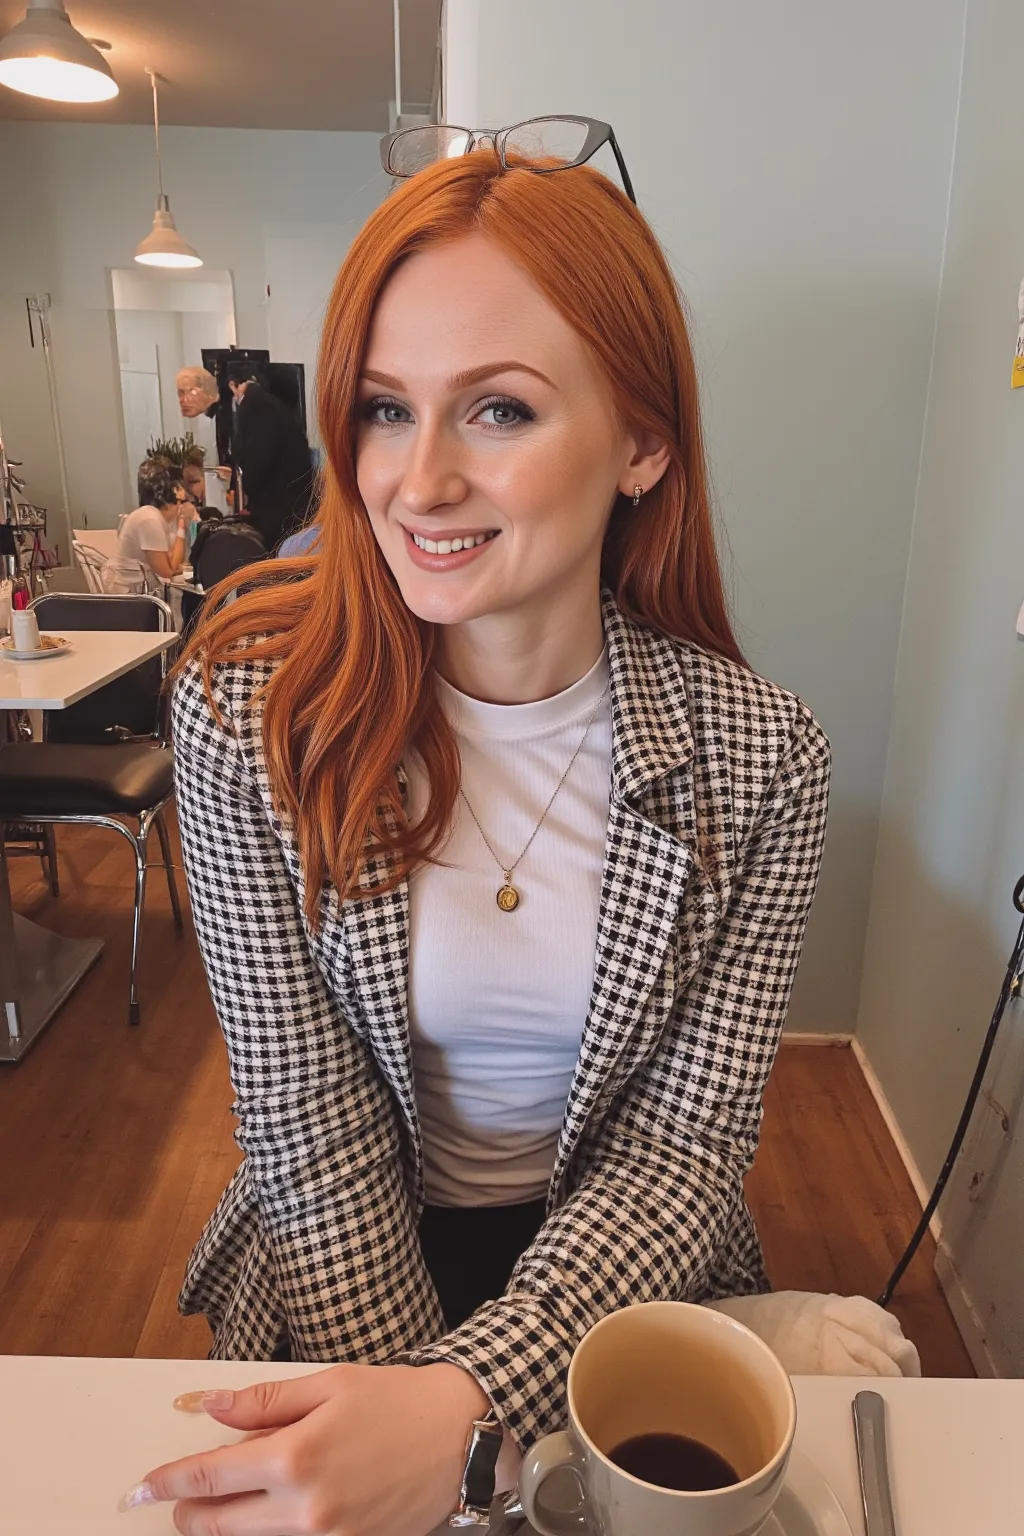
0, 627, 178, 1061
0, 1356, 1019, 1534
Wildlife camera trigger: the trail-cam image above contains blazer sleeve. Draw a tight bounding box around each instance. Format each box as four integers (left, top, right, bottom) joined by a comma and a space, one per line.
171, 659, 442, 1360
408, 703, 831, 1448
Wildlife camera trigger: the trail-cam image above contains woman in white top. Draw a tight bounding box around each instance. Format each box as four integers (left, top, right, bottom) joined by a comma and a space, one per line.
101, 459, 190, 594
145, 128, 831, 1533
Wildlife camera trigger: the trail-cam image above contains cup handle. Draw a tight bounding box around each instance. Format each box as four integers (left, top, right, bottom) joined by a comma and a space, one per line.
518, 1430, 588, 1535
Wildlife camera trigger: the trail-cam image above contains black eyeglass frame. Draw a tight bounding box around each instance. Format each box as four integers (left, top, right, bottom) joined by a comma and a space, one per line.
380, 115, 636, 205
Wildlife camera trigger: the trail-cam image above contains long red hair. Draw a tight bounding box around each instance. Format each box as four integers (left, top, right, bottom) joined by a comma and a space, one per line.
179, 151, 743, 921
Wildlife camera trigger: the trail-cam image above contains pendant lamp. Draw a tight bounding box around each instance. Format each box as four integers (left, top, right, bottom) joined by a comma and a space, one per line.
0, 0, 118, 102
135, 69, 202, 269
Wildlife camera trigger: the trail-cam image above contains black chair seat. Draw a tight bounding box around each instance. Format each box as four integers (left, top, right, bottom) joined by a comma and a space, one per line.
0, 742, 173, 816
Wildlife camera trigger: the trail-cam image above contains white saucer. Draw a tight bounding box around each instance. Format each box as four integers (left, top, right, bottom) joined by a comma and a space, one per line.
0, 635, 72, 661
763, 1447, 853, 1536
494, 1447, 852, 1536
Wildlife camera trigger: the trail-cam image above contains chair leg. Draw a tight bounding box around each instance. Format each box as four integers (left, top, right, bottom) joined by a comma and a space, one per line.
128, 829, 148, 1027
43, 824, 59, 897
155, 808, 183, 931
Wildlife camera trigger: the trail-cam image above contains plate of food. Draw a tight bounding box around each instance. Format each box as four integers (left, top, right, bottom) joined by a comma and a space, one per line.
0, 634, 72, 661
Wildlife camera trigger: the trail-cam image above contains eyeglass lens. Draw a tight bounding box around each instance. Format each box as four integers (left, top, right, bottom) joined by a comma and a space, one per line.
501, 119, 590, 167
387, 125, 473, 176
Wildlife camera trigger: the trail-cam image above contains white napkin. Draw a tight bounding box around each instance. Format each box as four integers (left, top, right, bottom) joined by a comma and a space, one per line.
706, 1291, 921, 1377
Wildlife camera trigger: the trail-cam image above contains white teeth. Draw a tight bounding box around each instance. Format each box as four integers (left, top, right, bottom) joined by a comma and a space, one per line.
410, 530, 497, 552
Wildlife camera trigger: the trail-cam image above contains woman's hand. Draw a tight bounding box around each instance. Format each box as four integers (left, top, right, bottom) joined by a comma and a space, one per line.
121, 1363, 499, 1536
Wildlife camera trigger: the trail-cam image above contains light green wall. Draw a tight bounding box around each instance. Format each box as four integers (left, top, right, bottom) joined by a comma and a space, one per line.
444, 0, 968, 1034
856, 0, 1024, 1374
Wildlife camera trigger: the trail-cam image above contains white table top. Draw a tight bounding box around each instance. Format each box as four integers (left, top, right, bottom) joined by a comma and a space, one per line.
0, 1358, 1019, 1535
0, 629, 177, 710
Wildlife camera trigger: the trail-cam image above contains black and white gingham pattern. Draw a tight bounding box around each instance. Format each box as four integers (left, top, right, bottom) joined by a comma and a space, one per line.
171, 594, 830, 1448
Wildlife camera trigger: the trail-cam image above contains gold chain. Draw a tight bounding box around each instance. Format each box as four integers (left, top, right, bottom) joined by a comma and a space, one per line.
459, 684, 609, 912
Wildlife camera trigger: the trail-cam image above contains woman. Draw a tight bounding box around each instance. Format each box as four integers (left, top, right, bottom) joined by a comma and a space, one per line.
101, 459, 190, 594
181, 449, 209, 513
144, 145, 830, 1533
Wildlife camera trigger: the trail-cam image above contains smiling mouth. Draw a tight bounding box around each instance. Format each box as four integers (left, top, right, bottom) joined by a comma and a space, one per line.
408, 530, 499, 555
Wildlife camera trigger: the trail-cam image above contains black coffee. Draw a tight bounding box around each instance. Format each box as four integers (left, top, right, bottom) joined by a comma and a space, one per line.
608, 1432, 739, 1492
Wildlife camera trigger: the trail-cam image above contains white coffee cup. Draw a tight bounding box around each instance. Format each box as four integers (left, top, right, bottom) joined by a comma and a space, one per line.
519, 1302, 796, 1536
11, 608, 42, 652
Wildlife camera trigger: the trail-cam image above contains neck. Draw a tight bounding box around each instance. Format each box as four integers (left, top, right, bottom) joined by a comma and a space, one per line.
435, 582, 604, 704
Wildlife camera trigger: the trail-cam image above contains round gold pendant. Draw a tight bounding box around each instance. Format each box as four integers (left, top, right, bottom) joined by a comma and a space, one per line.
496, 883, 520, 913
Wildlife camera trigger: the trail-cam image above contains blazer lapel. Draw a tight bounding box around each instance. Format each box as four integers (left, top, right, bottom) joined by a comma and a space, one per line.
551, 599, 715, 1196
341, 867, 417, 1103
338, 840, 423, 1191
249, 765, 423, 1202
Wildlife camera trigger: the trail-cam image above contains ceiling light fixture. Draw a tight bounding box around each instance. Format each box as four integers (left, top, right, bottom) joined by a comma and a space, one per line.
134, 69, 202, 269
0, 0, 117, 102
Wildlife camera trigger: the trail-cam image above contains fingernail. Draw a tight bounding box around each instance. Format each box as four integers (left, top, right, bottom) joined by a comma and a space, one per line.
117, 1481, 155, 1512
173, 1388, 235, 1413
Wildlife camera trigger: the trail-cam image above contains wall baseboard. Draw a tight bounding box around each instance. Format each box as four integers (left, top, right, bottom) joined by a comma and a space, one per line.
850, 1038, 1000, 1378
850, 1038, 938, 1224
781, 1031, 854, 1047
933, 1246, 1000, 1378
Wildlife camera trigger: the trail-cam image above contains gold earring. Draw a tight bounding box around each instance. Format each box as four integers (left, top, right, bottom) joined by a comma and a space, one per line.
632, 484, 643, 508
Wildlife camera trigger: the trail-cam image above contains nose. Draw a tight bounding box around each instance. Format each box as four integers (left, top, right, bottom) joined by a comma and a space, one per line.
396, 416, 468, 520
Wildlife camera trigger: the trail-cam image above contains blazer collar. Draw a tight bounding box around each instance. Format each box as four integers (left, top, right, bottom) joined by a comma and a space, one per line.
601, 591, 694, 808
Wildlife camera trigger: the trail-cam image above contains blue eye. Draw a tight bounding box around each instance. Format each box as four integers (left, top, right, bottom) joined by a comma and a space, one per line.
474, 396, 536, 430
363, 396, 411, 426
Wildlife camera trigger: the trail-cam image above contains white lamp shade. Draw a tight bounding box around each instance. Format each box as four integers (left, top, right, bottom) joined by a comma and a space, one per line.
0, 1, 118, 103
135, 202, 203, 269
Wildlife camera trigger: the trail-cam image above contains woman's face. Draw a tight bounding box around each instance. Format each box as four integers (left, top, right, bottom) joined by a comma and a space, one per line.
182, 463, 205, 504
159, 485, 187, 521
355, 233, 654, 628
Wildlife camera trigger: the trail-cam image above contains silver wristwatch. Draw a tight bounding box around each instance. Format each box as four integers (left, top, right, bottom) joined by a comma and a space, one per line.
449, 1411, 503, 1527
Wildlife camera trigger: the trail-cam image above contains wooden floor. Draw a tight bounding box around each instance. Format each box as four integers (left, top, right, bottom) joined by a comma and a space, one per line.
1, 821, 974, 1375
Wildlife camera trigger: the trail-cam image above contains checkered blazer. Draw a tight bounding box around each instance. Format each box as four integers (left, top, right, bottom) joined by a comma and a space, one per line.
171, 594, 830, 1449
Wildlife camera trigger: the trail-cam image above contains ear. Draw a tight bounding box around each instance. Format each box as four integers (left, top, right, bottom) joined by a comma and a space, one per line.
618, 428, 672, 500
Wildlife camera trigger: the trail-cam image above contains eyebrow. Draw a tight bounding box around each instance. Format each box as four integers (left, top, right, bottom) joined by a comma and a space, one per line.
360, 360, 556, 392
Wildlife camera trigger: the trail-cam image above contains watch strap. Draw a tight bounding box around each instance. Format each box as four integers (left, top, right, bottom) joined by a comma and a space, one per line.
449, 1411, 503, 1527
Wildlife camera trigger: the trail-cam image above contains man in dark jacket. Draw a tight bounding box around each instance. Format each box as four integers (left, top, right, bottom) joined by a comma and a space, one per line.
227, 367, 314, 551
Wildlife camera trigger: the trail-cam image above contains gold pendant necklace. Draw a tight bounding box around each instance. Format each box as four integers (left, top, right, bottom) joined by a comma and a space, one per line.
459, 683, 608, 913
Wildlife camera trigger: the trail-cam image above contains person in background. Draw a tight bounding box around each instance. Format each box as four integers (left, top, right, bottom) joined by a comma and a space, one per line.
180, 448, 209, 512
227, 363, 314, 551
177, 365, 230, 473
188, 507, 263, 583
276, 521, 320, 558
176, 366, 219, 425
101, 459, 191, 594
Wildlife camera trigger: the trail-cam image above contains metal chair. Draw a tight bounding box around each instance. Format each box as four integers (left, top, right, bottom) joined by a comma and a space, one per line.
0, 592, 182, 1025
71, 538, 109, 594
35, 592, 174, 745
72, 527, 119, 560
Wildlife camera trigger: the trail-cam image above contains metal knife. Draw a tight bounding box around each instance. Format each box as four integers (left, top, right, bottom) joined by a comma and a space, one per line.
853, 1390, 898, 1536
